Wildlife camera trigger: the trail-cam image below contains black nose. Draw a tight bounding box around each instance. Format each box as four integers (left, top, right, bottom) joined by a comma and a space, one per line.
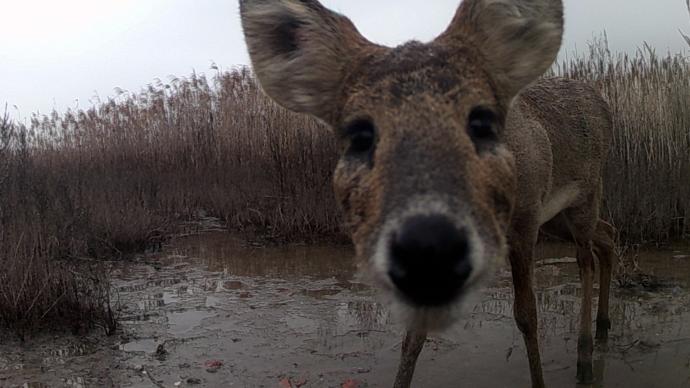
388, 215, 472, 306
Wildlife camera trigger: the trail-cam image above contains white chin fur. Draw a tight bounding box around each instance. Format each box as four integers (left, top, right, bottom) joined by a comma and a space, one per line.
394, 286, 485, 332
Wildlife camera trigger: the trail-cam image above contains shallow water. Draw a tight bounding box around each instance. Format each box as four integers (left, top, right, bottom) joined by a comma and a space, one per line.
1, 232, 690, 387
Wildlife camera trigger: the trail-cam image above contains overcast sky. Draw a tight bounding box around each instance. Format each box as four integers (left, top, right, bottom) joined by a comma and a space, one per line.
1, 0, 689, 121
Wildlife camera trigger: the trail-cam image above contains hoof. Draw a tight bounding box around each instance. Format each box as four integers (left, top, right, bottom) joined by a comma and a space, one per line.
577, 361, 594, 384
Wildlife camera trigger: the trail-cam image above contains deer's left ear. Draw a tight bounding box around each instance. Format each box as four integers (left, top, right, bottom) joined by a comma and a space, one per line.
240, 0, 379, 123
438, 0, 564, 102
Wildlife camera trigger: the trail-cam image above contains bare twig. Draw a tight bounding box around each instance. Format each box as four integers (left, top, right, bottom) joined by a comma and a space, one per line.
681, 0, 690, 47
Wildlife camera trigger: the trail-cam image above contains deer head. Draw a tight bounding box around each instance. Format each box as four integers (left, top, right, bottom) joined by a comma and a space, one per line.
240, 0, 563, 329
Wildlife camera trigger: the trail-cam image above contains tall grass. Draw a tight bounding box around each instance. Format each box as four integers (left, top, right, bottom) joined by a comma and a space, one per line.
1, 68, 340, 336
1, 42, 689, 335
1, 108, 118, 338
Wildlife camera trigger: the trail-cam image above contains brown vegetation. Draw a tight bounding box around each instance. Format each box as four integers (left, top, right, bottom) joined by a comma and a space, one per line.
1, 107, 117, 338
1, 42, 688, 335
0, 69, 340, 337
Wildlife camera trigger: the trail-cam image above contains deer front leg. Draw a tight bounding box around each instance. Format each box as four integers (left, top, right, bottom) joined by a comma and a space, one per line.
510, 240, 545, 388
393, 330, 427, 388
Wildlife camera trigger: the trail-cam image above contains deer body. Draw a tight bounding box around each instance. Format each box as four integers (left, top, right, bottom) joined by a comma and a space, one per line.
501, 77, 614, 386
240, 1, 615, 386
508, 78, 612, 230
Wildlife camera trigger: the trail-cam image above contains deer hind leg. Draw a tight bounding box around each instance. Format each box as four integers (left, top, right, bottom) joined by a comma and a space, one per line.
393, 330, 427, 388
509, 222, 545, 388
563, 203, 600, 384
574, 239, 595, 384
593, 220, 615, 341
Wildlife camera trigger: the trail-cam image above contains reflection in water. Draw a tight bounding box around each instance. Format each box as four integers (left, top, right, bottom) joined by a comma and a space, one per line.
156, 234, 690, 387
167, 309, 216, 335
167, 233, 358, 279
1, 232, 689, 387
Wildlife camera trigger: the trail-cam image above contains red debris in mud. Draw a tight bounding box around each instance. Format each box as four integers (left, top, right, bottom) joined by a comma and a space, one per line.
279, 377, 308, 387
341, 379, 359, 388
279, 378, 292, 388
204, 360, 223, 369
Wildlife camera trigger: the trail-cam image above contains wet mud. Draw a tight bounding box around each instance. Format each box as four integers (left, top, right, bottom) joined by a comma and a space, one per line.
1, 232, 690, 387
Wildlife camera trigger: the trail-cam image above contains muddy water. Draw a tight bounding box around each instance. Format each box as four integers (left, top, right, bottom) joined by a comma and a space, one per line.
1, 233, 690, 388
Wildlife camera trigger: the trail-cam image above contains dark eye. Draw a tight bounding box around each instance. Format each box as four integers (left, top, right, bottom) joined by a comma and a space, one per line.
343, 118, 376, 157
467, 107, 498, 152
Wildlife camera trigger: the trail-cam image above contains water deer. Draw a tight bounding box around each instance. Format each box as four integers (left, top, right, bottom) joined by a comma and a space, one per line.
239, 0, 615, 386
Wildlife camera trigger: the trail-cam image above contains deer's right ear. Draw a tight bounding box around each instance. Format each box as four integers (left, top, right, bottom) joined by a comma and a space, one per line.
439, 0, 564, 103
240, 0, 375, 123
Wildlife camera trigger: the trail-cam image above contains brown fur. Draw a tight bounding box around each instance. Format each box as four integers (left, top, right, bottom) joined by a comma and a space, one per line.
240, 1, 615, 387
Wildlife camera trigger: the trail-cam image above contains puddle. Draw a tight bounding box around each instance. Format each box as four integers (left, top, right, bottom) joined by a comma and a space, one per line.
167, 309, 216, 336
1, 232, 689, 387
119, 338, 158, 354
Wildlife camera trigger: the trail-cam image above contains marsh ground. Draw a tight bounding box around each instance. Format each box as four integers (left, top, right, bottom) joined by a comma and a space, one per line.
1, 232, 690, 388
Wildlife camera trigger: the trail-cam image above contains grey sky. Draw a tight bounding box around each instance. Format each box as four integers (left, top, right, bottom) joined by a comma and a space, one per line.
1, 0, 688, 121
